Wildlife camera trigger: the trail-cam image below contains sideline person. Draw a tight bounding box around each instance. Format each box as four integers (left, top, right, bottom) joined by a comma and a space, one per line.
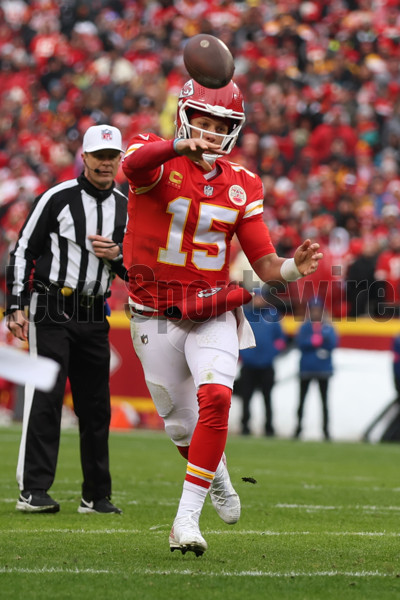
294, 298, 338, 441
5, 125, 128, 514
122, 79, 323, 555
237, 291, 286, 436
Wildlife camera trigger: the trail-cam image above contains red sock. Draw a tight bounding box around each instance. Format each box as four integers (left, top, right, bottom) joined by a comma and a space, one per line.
185, 383, 231, 488
177, 446, 189, 459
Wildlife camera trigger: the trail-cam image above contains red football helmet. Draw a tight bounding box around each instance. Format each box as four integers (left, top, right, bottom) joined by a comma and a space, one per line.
175, 79, 245, 154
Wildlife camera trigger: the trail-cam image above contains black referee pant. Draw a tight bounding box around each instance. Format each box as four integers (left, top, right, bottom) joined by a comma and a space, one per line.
17, 291, 112, 501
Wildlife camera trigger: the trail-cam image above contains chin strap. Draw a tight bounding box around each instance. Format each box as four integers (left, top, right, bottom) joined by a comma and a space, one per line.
203, 153, 219, 166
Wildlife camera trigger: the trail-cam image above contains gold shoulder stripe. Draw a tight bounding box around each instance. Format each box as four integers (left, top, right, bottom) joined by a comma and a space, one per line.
243, 199, 264, 217
124, 143, 145, 158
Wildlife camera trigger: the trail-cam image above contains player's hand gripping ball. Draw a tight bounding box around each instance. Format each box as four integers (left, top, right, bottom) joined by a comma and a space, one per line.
183, 34, 235, 89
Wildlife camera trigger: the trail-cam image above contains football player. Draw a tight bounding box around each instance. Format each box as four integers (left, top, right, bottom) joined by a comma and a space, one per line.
122, 79, 323, 555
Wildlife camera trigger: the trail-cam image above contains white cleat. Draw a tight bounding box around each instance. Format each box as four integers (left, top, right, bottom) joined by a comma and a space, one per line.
209, 453, 241, 524
169, 512, 208, 557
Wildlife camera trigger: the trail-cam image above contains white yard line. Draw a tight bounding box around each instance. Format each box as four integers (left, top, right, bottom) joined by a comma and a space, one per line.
2, 528, 399, 537
0, 528, 142, 534
275, 503, 400, 511
0, 567, 110, 574
0, 567, 392, 578
206, 530, 400, 536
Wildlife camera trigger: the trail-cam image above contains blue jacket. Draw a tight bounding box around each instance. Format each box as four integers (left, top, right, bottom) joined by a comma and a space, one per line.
296, 319, 338, 377
240, 307, 286, 368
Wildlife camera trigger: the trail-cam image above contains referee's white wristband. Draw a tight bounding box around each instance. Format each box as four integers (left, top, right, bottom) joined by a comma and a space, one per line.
280, 257, 303, 282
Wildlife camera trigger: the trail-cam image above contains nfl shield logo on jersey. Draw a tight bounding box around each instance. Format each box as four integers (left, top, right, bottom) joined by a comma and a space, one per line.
204, 185, 214, 197
141, 334, 148, 345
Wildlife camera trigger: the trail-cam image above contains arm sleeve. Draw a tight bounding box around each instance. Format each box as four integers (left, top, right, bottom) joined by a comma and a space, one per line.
6, 194, 51, 309
104, 255, 128, 281
236, 216, 276, 265
122, 138, 177, 186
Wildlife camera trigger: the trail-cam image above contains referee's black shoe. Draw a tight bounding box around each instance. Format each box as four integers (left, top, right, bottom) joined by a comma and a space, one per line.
16, 490, 60, 513
78, 497, 122, 514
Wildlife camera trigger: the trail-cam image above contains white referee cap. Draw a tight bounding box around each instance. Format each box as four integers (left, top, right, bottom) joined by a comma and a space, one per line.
82, 125, 123, 153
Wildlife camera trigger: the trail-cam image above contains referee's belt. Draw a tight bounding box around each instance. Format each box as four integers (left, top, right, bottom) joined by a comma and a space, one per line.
34, 282, 107, 308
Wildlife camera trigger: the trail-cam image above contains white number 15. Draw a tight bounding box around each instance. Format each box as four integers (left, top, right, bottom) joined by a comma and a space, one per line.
158, 197, 238, 271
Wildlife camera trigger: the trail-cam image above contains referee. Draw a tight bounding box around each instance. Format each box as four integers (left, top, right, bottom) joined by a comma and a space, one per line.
5, 125, 128, 514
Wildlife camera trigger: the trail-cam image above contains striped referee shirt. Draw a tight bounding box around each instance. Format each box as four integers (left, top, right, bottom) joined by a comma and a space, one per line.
6, 174, 128, 311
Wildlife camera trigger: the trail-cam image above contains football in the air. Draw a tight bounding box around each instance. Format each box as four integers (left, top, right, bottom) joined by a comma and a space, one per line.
183, 34, 235, 89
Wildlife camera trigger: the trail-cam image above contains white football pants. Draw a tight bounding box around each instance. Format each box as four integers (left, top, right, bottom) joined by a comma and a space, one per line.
130, 312, 239, 446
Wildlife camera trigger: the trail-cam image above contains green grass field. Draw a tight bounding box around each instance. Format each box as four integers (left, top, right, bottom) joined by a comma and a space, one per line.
0, 426, 399, 600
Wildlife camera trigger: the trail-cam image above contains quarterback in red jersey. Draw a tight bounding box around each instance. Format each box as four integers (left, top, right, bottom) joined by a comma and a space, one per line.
122, 79, 322, 556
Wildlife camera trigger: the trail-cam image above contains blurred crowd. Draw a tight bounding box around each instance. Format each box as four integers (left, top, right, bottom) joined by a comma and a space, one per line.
1, 0, 400, 318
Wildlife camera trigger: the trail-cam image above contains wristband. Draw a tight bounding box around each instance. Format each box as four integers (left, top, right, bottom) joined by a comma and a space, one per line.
280, 258, 303, 282
173, 138, 182, 154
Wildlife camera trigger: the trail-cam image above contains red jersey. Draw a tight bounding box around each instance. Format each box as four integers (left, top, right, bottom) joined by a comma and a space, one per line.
375, 250, 400, 304
122, 134, 275, 311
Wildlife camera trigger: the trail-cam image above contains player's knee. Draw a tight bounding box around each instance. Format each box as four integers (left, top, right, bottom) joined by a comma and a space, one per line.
165, 422, 190, 444
198, 383, 231, 429
164, 408, 198, 445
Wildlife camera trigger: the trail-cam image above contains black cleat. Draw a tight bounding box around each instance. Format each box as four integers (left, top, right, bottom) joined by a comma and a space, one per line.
170, 545, 205, 557
78, 496, 122, 514
16, 490, 60, 513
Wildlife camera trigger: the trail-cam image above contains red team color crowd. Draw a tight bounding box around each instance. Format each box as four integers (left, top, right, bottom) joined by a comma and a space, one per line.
1, 0, 400, 318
